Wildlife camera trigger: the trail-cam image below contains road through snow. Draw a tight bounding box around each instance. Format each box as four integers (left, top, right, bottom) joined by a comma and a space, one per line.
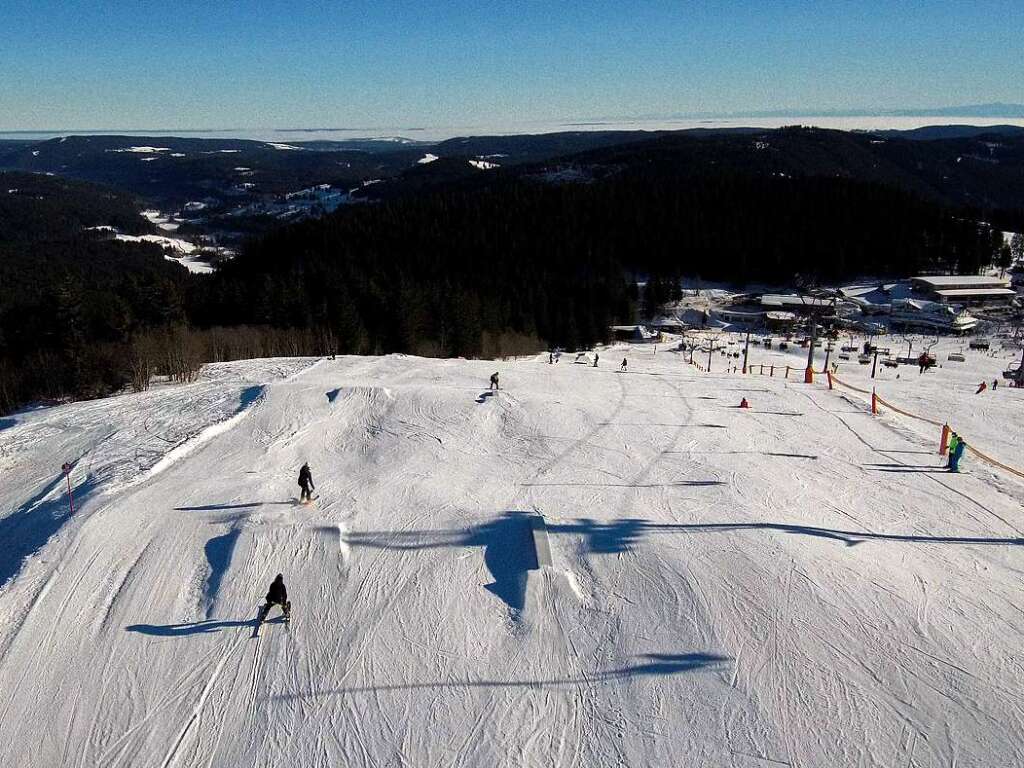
1, 348, 1023, 766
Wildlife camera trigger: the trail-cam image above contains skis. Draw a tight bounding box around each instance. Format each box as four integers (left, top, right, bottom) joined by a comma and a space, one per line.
252, 602, 291, 637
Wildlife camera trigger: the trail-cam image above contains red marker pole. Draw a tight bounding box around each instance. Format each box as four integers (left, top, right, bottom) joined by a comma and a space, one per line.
62, 462, 75, 515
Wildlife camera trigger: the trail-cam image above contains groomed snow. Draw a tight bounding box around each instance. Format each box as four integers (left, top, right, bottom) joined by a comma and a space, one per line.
1, 345, 1023, 766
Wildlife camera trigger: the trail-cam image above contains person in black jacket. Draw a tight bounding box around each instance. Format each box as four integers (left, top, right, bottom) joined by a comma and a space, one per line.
263, 573, 290, 620
298, 462, 315, 502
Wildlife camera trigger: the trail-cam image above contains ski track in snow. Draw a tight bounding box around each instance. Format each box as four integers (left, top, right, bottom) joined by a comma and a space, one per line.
0, 344, 1023, 766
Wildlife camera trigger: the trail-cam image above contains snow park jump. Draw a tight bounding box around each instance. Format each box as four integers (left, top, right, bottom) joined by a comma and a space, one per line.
1, 340, 1024, 765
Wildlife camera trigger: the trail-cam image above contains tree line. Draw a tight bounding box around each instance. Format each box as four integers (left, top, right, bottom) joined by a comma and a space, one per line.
0, 166, 1008, 415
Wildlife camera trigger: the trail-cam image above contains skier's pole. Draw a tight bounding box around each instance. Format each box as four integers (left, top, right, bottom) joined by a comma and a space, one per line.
62, 462, 75, 515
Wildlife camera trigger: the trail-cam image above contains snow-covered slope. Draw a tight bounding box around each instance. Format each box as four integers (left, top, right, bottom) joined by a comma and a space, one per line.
1, 346, 1023, 767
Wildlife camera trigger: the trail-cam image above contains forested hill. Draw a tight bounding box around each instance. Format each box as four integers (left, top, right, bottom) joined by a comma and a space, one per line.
198, 156, 1003, 361
0, 173, 192, 413
369, 126, 1024, 223
0, 128, 1013, 415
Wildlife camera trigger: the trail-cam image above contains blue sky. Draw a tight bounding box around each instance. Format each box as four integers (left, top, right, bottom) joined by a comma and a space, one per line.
1, 0, 1022, 130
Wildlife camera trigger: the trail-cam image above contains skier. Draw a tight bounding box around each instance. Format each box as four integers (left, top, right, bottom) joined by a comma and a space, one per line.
262, 573, 291, 622
489, 372, 500, 391
593, 352, 599, 368
298, 462, 315, 503
975, 381, 987, 394
949, 436, 967, 473
620, 357, 628, 372
548, 352, 554, 364
946, 432, 959, 469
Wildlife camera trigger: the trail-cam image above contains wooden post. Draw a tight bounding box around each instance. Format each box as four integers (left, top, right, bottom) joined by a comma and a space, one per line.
871, 389, 878, 415
826, 370, 833, 390
62, 462, 75, 515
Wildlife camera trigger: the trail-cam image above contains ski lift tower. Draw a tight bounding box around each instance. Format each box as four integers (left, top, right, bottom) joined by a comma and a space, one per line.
798, 282, 839, 384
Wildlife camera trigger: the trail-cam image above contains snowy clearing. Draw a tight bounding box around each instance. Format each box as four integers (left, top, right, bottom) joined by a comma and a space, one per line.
417, 153, 439, 164
469, 158, 500, 170
114, 233, 197, 254
0, 345, 1023, 766
107, 146, 172, 154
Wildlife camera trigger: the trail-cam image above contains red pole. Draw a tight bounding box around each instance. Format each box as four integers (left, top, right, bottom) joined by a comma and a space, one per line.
939, 424, 950, 455
62, 462, 74, 515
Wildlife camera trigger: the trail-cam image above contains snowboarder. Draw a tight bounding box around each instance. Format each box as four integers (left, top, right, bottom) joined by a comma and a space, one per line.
946, 432, 959, 469
949, 436, 967, 473
262, 573, 291, 622
548, 352, 554, 364
489, 372, 500, 390
593, 352, 599, 368
298, 462, 315, 503
620, 357, 628, 372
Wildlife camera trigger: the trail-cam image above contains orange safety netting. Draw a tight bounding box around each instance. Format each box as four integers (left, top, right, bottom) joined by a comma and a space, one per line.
829, 374, 1024, 481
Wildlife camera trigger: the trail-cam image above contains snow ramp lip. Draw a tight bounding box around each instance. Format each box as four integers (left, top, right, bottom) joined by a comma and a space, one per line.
128, 385, 267, 488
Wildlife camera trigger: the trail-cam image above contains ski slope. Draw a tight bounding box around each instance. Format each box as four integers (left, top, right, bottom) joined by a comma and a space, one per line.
1, 346, 1023, 767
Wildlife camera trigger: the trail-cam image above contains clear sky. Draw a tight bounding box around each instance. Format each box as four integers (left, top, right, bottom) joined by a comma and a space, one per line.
1, 0, 1022, 131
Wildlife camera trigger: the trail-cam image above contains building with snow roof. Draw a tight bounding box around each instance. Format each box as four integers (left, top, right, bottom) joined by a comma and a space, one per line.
911, 275, 1016, 307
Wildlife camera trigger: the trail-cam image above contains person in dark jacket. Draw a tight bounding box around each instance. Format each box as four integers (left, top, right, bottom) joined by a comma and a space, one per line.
298, 462, 315, 502
489, 372, 500, 390
263, 574, 291, 620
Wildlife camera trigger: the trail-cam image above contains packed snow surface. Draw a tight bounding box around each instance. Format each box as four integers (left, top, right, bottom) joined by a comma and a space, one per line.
1, 343, 1023, 766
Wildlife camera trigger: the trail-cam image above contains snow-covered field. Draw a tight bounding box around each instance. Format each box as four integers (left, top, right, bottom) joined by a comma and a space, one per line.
1, 346, 1023, 767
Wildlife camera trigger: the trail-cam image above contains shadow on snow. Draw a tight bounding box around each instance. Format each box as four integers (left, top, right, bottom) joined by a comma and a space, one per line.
271, 652, 730, 699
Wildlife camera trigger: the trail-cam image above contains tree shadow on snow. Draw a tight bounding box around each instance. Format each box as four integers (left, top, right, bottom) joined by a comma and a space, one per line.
0, 417, 17, 431
272, 652, 730, 699
344, 515, 1024, 569
204, 529, 241, 610
342, 512, 539, 612
0, 469, 99, 590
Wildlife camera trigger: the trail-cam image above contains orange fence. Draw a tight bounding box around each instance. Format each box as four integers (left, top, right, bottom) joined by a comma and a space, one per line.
828, 373, 1024, 481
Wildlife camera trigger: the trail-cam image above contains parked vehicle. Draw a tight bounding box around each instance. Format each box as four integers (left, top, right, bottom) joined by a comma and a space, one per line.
948, 352, 965, 362
969, 338, 991, 350
882, 359, 899, 368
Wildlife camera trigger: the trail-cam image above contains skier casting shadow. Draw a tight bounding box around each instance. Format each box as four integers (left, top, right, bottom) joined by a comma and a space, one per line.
298, 462, 315, 503
261, 573, 291, 623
